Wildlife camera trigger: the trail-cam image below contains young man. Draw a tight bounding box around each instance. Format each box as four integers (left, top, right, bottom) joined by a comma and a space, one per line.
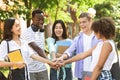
21, 9, 48, 80
58, 12, 100, 80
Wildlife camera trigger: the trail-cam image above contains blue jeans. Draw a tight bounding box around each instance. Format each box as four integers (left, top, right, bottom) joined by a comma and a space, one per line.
78, 78, 82, 80
50, 67, 72, 80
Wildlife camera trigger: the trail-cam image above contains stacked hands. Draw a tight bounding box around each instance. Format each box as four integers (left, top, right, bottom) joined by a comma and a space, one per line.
49, 57, 67, 70
13, 58, 66, 70
13, 56, 67, 70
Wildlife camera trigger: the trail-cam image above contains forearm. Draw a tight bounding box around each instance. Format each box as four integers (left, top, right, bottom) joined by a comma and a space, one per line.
0, 61, 19, 67
64, 53, 83, 64
31, 54, 51, 64
51, 52, 56, 59
91, 66, 102, 80
56, 53, 62, 58
60, 54, 69, 60
29, 42, 47, 58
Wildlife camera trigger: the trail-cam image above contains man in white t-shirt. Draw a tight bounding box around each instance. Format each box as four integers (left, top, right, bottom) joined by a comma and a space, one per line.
21, 9, 48, 80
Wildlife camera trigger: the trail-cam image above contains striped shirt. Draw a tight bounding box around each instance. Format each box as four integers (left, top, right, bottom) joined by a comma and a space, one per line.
21, 26, 46, 73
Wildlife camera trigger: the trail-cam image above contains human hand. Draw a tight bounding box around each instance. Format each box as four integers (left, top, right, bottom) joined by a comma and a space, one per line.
13, 61, 26, 69
55, 56, 64, 64
49, 60, 59, 70
56, 60, 65, 67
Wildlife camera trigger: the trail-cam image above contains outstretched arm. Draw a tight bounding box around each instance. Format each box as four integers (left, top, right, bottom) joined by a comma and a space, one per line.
29, 42, 47, 58
31, 54, 58, 69
0, 61, 25, 69
64, 46, 95, 64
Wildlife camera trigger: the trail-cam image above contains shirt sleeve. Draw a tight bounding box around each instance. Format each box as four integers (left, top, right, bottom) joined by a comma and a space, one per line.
64, 37, 78, 57
46, 37, 56, 53
23, 40, 35, 57
21, 28, 35, 44
28, 46, 35, 57
0, 41, 8, 61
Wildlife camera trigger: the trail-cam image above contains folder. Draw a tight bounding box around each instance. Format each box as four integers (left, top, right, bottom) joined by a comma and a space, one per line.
7, 49, 24, 69
57, 46, 69, 54
56, 40, 71, 54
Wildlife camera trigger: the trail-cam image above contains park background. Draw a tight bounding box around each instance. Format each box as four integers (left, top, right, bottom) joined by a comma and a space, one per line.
0, 0, 120, 80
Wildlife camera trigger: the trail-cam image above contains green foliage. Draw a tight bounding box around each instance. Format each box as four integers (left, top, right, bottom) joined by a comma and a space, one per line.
0, 10, 13, 21
94, 1, 120, 20
94, 2, 113, 18
0, 0, 29, 21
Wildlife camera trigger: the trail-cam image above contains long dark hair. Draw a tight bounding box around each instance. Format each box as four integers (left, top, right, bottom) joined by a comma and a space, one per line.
51, 20, 67, 43
3, 18, 16, 41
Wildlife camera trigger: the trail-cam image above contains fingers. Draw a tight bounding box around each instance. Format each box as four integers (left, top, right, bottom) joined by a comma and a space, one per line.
14, 61, 26, 69
48, 59, 65, 70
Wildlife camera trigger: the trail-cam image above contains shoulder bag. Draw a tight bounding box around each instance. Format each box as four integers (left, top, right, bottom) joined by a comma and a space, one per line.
110, 42, 120, 80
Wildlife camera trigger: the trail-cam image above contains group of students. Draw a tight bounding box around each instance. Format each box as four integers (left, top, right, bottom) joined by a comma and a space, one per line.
0, 9, 117, 80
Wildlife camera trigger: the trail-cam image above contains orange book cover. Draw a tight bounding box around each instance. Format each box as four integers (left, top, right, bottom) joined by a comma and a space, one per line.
7, 49, 24, 69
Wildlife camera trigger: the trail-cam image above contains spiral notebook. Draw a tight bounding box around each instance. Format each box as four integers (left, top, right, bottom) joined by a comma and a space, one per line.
7, 49, 24, 69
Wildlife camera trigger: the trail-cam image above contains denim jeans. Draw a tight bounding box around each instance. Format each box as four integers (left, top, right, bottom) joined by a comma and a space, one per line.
78, 78, 82, 80
50, 67, 72, 80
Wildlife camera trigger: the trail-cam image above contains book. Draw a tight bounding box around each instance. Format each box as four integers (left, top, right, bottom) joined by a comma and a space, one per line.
57, 46, 69, 54
7, 49, 24, 69
56, 40, 71, 54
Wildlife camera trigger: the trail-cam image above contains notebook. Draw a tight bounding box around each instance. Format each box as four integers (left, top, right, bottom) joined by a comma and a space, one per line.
7, 49, 24, 69
56, 40, 71, 54
57, 46, 69, 54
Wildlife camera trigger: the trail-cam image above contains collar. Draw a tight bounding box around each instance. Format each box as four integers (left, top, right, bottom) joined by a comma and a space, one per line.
31, 24, 44, 32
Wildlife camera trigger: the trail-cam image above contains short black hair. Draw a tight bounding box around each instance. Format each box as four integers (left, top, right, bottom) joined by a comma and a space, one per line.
32, 9, 44, 18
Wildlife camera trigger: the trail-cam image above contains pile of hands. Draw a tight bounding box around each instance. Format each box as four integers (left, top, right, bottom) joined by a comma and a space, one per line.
49, 57, 66, 70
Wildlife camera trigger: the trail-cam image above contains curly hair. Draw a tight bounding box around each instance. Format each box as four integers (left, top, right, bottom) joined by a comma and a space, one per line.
91, 17, 115, 39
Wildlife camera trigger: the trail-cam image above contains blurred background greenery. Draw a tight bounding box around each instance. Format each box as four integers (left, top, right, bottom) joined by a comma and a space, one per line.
0, 0, 120, 77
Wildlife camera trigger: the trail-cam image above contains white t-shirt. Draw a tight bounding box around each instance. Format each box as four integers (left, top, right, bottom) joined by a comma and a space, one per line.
89, 40, 115, 71
0, 39, 33, 66
0, 39, 35, 80
83, 32, 94, 71
21, 27, 46, 73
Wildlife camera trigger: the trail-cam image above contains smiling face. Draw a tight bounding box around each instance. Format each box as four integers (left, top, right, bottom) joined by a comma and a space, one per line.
52, 20, 67, 41
32, 13, 44, 29
54, 23, 63, 39
11, 19, 21, 36
79, 17, 92, 33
